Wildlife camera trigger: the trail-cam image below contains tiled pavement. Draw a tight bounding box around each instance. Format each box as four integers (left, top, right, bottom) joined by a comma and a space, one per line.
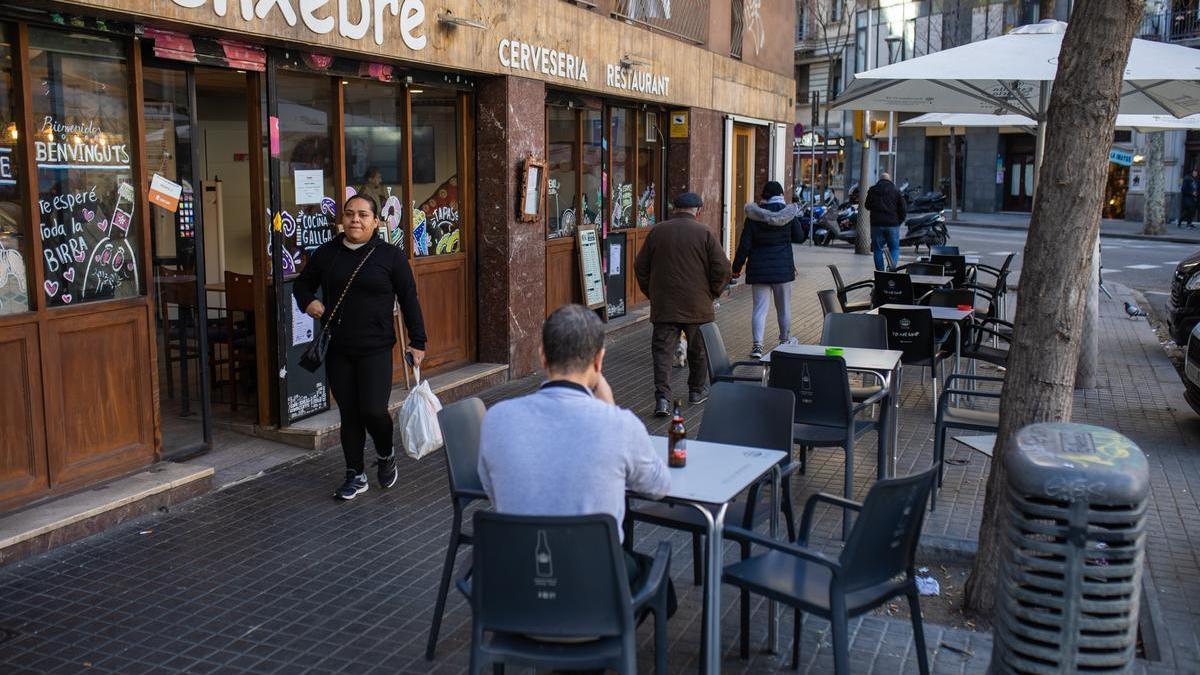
0, 245, 1196, 673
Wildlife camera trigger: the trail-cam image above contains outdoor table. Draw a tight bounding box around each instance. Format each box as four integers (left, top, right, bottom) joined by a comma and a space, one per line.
644, 436, 788, 674
761, 343, 903, 480
919, 254, 981, 265
909, 274, 954, 286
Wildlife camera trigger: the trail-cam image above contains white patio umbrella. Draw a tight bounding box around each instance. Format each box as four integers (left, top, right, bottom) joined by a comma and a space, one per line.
901, 112, 1200, 132
834, 20, 1200, 190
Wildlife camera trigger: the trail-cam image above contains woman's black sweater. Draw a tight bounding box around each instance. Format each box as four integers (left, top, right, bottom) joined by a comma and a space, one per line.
293, 234, 427, 355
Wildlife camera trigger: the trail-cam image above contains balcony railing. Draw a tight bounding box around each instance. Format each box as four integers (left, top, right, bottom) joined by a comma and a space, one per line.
613, 0, 710, 45
1137, 10, 1200, 43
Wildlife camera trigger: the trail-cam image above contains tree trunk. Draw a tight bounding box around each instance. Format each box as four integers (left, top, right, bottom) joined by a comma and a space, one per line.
855, 115, 872, 255
1142, 131, 1167, 235
1075, 238, 1100, 389
1039, 0, 1057, 21
963, 0, 1144, 615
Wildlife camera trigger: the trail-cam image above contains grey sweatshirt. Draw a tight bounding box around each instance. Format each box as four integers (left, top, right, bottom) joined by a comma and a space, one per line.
478, 383, 671, 540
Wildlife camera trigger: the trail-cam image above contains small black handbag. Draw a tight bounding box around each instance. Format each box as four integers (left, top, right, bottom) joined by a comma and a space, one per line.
298, 246, 375, 373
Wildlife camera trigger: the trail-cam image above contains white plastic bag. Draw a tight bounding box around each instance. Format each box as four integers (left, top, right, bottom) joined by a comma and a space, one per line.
400, 367, 444, 460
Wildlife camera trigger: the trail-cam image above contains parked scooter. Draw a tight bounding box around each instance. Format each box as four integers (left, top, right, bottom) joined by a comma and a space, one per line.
899, 210, 949, 253
901, 182, 946, 213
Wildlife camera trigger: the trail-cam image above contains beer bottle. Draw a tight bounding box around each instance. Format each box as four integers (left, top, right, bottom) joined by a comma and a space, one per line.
668, 400, 687, 468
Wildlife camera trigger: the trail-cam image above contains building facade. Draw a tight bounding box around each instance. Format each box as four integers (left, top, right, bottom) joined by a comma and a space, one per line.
0, 0, 795, 510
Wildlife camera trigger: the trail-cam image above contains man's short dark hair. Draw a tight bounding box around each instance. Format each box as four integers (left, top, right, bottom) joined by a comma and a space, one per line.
543, 304, 606, 373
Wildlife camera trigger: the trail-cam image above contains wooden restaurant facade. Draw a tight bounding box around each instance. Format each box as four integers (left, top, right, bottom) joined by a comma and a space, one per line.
0, 0, 794, 511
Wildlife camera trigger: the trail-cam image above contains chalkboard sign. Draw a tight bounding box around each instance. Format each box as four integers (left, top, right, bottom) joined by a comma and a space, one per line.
576, 225, 606, 310
282, 279, 330, 423
605, 231, 627, 319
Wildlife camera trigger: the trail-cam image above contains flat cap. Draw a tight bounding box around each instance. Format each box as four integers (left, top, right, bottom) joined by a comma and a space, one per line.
673, 192, 703, 209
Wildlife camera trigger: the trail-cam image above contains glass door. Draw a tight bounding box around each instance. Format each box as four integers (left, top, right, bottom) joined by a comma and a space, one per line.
143, 63, 212, 456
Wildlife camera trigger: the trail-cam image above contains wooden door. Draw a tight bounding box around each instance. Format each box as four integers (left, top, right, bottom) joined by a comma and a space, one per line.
545, 237, 580, 317
0, 322, 48, 506
731, 126, 755, 251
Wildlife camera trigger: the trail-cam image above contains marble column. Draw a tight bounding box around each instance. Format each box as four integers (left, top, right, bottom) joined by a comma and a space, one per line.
475, 75, 546, 377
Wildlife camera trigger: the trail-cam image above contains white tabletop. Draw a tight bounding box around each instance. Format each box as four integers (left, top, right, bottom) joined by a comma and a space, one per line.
909, 274, 954, 286
761, 342, 903, 371
921, 255, 981, 264
646, 437, 787, 505
953, 434, 995, 457
870, 304, 973, 321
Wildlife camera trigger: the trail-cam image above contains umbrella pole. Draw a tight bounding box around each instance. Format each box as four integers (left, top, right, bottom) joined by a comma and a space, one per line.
949, 127, 959, 220
1033, 82, 1049, 198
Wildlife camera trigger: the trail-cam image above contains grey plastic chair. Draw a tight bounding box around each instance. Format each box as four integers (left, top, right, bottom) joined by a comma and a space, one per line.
932, 375, 1001, 511
699, 322, 765, 384
828, 264, 872, 313
871, 270, 915, 307
880, 307, 954, 419
426, 397, 488, 661
767, 352, 885, 539
820, 313, 890, 404
929, 253, 971, 288
466, 512, 671, 674
894, 261, 945, 277
722, 467, 937, 675
818, 289, 842, 317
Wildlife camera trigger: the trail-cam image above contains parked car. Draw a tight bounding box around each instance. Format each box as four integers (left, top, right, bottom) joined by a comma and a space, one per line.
1168, 249, 1200, 345
1186, 322, 1200, 416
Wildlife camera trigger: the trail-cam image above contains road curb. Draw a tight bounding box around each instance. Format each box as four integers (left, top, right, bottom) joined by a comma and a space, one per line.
951, 220, 1200, 246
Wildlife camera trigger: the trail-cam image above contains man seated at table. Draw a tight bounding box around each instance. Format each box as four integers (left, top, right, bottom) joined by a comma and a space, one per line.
479, 303, 674, 613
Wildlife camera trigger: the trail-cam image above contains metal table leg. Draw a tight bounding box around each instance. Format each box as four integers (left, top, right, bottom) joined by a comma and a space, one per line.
891, 364, 902, 477
688, 502, 728, 675
876, 373, 891, 480
767, 466, 781, 653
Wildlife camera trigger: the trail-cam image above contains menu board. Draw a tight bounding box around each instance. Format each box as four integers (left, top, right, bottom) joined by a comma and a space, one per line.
604, 231, 627, 319
282, 278, 330, 423
576, 225, 605, 310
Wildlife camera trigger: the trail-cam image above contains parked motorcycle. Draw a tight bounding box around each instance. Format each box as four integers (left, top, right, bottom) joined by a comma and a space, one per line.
902, 183, 946, 213
899, 210, 949, 253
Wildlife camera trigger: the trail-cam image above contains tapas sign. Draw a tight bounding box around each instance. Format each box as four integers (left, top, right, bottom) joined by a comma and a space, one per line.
519, 155, 547, 223
576, 225, 606, 310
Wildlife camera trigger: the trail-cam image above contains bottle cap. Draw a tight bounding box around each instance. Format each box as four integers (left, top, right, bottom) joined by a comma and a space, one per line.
824, 347, 844, 356
956, 304, 973, 311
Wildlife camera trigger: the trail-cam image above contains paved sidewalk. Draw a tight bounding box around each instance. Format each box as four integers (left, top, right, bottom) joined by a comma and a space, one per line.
0, 246, 1195, 673
949, 210, 1200, 245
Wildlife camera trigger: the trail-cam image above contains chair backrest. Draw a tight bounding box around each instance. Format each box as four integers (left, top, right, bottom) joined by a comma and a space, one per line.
697, 382, 794, 454
472, 511, 632, 639
767, 352, 852, 429
437, 396, 486, 496
821, 313, 888, 350
929, 254, 968, 287
923, 287, 975, 309
880, 307, 937, 364
827, 264, 848, 294
817, 289, 842, 317
698, 322, 733, 380
903, 262, 944, 277
930, 245, 959, 256
224, 271, 256, 312
839, 467, 937, 592
872, 271, 914, 307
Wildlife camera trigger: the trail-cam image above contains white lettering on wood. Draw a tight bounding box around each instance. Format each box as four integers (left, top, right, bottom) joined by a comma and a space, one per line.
299, 0, 334, 33
255, 0, 297, 26
399, 0, 425, 50
168, 0, 426, 50
338, 0, 370, 39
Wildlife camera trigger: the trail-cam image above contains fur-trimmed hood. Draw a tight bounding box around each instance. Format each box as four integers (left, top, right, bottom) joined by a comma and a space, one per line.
745, 201, 802, 227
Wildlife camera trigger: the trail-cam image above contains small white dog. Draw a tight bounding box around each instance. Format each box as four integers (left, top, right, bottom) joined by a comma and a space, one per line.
673, 334, 688, 368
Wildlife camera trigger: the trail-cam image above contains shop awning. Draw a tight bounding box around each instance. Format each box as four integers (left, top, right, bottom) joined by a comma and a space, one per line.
143, 27, 266, 72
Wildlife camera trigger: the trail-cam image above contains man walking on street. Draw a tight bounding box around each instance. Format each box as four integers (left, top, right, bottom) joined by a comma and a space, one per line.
865, 172, 906, 270
1180, 169, 1198, 229
635, 192, 732, 417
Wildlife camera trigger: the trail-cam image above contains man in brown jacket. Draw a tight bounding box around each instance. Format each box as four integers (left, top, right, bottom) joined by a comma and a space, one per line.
635, 192, 732, 416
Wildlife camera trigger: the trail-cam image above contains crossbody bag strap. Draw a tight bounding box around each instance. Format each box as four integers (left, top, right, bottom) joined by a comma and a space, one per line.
323, 245, 376, 330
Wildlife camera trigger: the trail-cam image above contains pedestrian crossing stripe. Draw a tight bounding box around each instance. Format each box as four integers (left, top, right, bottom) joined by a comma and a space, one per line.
1124, 264, 1160, 270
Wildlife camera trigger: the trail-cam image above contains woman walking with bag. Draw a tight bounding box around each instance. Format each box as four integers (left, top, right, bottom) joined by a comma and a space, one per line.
293, 193, 427, 500
732, 181, 804, 359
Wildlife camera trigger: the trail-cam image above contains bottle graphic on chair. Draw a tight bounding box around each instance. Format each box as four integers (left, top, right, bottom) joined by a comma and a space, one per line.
535, 530, 554, 578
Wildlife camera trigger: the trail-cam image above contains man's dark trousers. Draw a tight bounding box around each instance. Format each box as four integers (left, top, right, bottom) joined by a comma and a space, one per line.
651, 322, 708, 401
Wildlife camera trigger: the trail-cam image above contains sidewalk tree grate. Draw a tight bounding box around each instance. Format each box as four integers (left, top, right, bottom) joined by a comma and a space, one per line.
0, 626, 20, 645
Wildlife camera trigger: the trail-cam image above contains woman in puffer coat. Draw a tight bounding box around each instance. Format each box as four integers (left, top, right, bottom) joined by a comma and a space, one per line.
732, 180, 805, 359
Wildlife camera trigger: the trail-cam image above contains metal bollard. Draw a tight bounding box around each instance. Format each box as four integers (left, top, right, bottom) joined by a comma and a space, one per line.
992, 423, 1149, 674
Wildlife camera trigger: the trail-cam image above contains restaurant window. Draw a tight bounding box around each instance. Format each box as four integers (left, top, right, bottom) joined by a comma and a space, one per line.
277, 69, 336, 276
411, 88, 461, 257
610, 107, 636, 230
30, 29, 139, 308
582, 109, 603, 227
637, 111, 662, 227
547, 105, 577, 239
344, 79, 405, 250
0, 25, 28, 315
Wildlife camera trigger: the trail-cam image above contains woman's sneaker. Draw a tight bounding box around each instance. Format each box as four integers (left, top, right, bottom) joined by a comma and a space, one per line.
335, 470, 369, 500
376, 452, 398, 489
750, 343, 764, 360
